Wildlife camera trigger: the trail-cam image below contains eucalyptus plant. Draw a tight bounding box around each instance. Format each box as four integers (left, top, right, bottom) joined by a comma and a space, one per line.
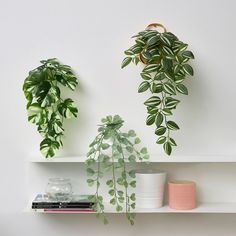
86, 115, 149, 225
23, 58, 79, 158
122, 24, 194, 155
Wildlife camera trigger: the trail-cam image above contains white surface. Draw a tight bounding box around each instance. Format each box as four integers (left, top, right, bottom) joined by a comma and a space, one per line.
25, 203, 236, 214
28, 155, 236, 163
1, 0, 236, 236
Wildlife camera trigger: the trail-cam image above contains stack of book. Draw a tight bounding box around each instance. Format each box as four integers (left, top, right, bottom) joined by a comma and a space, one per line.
31, 194, 95, 212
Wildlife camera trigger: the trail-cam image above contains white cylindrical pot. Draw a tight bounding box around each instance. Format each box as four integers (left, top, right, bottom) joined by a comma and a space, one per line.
135, 170, 166, 208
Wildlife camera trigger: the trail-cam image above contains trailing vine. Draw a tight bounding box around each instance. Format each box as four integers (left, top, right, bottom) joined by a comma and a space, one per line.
86, 115, 149, 224
122, 23, 194, 155
23, 58, 79, 157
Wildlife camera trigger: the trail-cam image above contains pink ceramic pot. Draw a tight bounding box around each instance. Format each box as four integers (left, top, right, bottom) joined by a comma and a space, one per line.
168, 180, 196, 210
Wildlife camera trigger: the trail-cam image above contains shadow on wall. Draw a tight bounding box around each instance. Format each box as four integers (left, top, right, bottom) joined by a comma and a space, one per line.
58, 74, 90, 156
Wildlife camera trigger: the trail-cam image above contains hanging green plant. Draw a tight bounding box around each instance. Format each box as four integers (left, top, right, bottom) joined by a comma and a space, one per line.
122, 23, 194, 155
86, 115, 149, 225
23, 58, 79, 158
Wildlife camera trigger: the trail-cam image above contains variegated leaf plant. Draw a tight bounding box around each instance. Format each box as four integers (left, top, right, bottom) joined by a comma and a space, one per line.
122, 23, 194, 155
23, 58, 79, 157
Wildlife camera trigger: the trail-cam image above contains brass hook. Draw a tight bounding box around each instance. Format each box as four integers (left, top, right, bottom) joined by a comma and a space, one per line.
145, 23, 167, 33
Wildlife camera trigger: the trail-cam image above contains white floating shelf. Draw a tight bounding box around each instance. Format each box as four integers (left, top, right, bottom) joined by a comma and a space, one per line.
28, 155, 236, 163
24, 202, 236, 214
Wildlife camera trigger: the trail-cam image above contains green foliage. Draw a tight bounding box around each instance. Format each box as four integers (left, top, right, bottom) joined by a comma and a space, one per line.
23, 58, 79, 158
122, 27, 194, 155
86, 115, 149, 225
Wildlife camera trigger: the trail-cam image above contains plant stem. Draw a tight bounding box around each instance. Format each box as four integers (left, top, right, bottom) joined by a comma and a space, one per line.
116, 136, 130, 219
111, 137, 119, 207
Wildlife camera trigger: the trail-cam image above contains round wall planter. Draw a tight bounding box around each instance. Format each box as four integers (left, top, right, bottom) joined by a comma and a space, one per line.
136, 170, 166, 208
168, 180, 196, 210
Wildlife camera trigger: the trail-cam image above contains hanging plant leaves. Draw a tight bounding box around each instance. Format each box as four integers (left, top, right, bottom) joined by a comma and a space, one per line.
40, 138, 60, 158
58, 98, 78, 118
121, 57, 132, 68
86, 115, 149, 225
138, 81, 150, 93
122, 24, 194, 155
23, 58, 79, 158
176, 84, 188, 95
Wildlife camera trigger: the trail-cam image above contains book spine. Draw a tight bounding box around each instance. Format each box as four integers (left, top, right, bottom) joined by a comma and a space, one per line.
32, 203, 94, 206
44, 208, 95, 212
32, 209, 95, 213
32, 202, 94, 205
32, 204, 93, 209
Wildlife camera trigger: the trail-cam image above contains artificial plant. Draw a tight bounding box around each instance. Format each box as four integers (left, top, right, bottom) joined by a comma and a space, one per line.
122, 23, 194, 155
86, 115, 149, 225
23, 58, 79, 158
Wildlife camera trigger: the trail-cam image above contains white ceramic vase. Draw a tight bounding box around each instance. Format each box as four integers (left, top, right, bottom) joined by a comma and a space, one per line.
135, 170, 166, 208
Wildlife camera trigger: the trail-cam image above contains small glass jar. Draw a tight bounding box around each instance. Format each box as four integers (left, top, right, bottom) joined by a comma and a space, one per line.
45, 178, 72, 201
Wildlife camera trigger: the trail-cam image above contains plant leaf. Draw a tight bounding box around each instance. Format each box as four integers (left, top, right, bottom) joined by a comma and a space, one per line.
164, 142, 172, 155
176, 84, 188, 95
182, 51, 194, 59
169, 137, 177, 146
146, 114, 156, 126
155, 113, 164, 127
143, 64, 158, 73
163, 83, 176, 95
156, 136, 166, 144
155, 126, 166, 135
166, 121, 180, 130
165, 97, 180, 109
144, 96, 161, 106
40, 138, 60, 158
140, 147, 148, 154
183, 64, 194, 76
58, 98, 78, 118
121, 57, 132, 68
147, 35, 159, 45
138, 81, 150, 93
162, 108, 172, 116
140, 73, 152, 80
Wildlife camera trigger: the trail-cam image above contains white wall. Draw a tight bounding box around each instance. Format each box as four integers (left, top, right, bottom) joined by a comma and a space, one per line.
0, 0, 236, 235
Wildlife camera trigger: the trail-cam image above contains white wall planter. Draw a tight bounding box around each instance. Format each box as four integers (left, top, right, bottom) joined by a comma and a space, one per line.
135, 170, 166, 208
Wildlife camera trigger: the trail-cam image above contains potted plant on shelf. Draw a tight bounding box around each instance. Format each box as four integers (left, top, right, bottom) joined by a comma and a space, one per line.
86, 115, 149, 225
23, 58, 79, 158
122, 23, 195, 155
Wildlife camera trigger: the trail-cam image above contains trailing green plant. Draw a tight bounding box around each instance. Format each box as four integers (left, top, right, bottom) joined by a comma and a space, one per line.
23, 58, 79, 158
122, 23, 194, 155
86, 115, 149, 225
